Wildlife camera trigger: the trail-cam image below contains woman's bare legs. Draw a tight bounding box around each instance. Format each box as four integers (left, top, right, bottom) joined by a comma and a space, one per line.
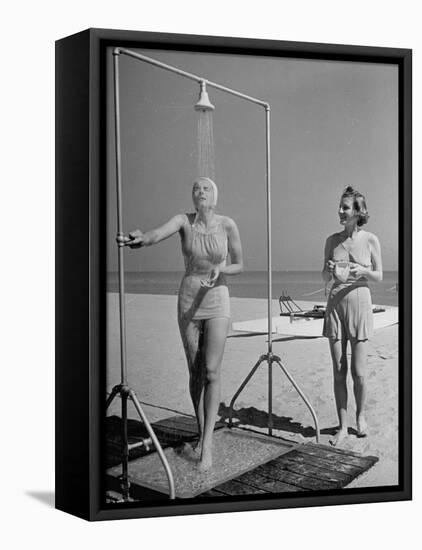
179, 320, 206, 449
329, 336, 349, 446
350, 339, 368, 436
198, 317, 230, 471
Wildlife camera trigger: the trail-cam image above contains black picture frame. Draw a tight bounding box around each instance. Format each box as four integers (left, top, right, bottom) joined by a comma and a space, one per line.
55, 28, 412, 521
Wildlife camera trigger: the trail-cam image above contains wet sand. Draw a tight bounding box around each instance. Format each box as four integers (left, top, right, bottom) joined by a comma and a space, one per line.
107, 293, 399, 489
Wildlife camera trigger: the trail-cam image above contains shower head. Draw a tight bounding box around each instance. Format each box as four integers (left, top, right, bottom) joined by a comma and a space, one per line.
194, 81, 215, 112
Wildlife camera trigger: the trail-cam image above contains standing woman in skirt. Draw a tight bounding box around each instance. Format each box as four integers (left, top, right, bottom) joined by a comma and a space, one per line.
322, 186, 383, 446
126, 177, 243, 470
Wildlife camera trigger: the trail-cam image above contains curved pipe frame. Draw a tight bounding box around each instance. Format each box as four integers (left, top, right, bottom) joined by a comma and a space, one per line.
109, 47, 320, 500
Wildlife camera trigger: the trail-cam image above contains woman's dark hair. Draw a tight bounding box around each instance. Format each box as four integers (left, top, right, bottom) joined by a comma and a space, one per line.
341, 186, 369, 226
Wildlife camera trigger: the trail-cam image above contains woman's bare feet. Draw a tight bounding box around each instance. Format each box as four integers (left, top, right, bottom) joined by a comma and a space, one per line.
356, 415, 368, 438
179, 442, 200, 461
198, 447, 213, 472
193, 439, 203, 455
329, 427, 348, 447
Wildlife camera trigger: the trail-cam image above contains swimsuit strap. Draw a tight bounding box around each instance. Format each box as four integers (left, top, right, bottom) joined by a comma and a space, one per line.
183, 213, 228, 266
340, 241, 350, 258
340, 238, 371, 268
191, 213, 223, 235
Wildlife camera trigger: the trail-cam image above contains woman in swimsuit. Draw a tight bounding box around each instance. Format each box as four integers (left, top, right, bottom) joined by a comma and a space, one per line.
322, 186, 382, 446
125, 177, 243, 470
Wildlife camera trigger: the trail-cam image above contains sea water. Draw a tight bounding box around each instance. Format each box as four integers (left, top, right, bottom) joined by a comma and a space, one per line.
107, 270, 399, 307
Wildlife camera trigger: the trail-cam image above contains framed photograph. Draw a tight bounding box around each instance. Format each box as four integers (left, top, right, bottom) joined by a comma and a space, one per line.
55, 28, 412, 521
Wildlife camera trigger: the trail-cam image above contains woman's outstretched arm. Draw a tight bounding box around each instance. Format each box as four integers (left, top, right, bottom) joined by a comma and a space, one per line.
127, 214, 185, 248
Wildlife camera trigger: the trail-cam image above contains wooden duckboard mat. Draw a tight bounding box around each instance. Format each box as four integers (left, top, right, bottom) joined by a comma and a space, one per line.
106, 414, 379, 499
201, 442, 379, 496
107, 427, 296, 499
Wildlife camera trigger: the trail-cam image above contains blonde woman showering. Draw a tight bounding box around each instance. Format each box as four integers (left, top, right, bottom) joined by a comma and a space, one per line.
125, 177, 243, 471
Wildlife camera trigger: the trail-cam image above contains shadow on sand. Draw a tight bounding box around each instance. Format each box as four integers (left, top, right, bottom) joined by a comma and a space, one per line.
218, 402, 341, 439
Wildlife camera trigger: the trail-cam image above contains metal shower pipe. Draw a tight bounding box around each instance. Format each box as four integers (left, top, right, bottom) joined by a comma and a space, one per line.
112, 47, 319, 463
111, 50, 175, 500
114, 47, 274, 350
116, 48, 269, 108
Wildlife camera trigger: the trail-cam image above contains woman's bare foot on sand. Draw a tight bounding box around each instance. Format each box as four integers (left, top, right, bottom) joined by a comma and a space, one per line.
180, 442, 201, 460
329, 427, 348, 447
193, 439, 202, 455
356, 416, 368, 438
198, 447, 213, 472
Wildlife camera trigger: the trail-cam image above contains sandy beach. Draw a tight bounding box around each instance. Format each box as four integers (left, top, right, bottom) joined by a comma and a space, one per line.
107, 292, 399, 490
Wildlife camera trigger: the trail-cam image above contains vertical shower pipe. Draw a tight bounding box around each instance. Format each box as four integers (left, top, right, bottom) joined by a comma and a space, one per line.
115, 48, 319, 442
112, 49, 175, 499
265, 105, 273, 436
113, 51, 129, 485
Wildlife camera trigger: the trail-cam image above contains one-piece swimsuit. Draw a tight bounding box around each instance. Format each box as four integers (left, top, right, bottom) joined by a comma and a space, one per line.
177, 213, 230, 326
323, 231, 373, 341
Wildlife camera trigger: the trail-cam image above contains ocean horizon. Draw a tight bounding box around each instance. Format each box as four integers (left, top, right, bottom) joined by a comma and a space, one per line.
107, 270, 399, 307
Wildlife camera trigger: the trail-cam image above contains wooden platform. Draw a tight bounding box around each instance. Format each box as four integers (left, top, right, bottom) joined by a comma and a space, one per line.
105, 414, 379, 500
201, 442, 378, 496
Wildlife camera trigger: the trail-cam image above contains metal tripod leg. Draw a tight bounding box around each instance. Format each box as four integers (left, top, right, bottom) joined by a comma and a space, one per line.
273, 355, 320, 443
106, 385, 121, 409
228, 352, 320, 442
227, 353, 282, 436
106, 384, 129, 499
106, 384, 176, 500
129, 389, 175, 499
228, 354, 267, 428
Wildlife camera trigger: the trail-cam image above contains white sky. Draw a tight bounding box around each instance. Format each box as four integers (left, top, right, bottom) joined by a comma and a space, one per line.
107, 48, 398, 271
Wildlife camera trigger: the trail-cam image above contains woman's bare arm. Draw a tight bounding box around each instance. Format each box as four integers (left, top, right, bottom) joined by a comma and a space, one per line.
221, 217, 243, 276
127, 214, 185, 248
350, 233, 383, 282
322, 236, 334, 283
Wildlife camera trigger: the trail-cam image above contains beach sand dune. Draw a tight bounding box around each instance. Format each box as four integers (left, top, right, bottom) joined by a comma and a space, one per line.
107, 293, 398, 489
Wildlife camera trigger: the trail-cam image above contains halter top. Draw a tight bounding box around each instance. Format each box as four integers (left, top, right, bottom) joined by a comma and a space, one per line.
177, 214, 230, 322
181, 214, 228, 276
331, 231, 372, 285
